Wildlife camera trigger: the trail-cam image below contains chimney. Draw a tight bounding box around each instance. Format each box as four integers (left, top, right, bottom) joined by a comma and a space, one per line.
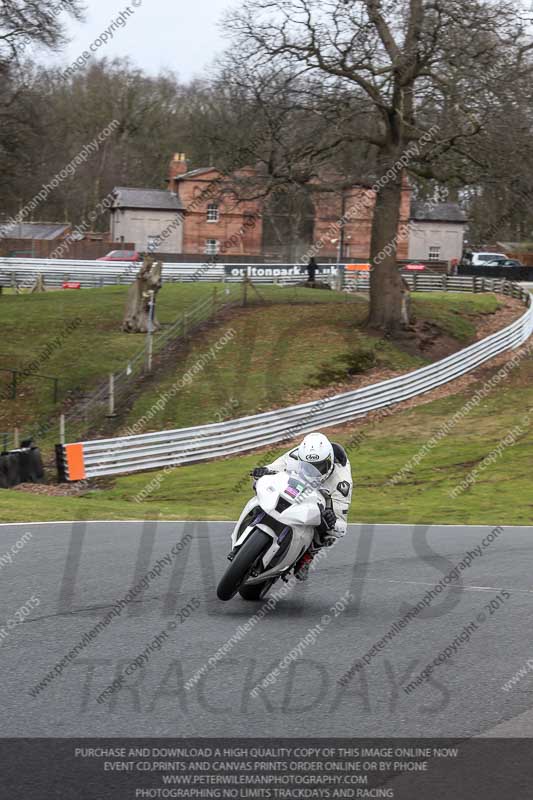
168, 153, 188, 185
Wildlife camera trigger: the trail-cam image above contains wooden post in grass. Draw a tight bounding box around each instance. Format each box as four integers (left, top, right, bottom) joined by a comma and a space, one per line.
242, 268, 249, 307
30, 274, 46, 293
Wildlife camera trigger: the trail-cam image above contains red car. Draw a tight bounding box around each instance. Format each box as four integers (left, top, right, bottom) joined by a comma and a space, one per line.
403, 262, 427, 271
97, 250, 142, 263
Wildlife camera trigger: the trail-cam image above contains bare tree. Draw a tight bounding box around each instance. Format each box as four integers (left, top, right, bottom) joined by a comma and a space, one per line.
1, 59, 191, 227
0, 1, 85, 211
182, 61, 380, 263
0, 0, 84, 74
225, 0, 533, 332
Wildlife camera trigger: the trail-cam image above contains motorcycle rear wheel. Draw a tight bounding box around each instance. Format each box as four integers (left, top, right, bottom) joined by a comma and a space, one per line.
217, 529, 271, 601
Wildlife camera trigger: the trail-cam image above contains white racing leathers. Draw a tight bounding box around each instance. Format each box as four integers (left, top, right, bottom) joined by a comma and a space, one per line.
267, 448, 353, 538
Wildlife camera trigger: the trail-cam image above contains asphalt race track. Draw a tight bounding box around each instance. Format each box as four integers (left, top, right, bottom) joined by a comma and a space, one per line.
1, 520, 532, 737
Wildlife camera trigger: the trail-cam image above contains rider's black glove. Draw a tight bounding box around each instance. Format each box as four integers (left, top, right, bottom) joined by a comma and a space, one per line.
250, 467, 272, 479
321, 507, 337, 531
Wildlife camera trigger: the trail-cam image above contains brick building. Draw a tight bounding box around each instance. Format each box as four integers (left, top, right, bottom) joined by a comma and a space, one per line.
111, 153, 411, 260
167, 153, 263, 257
312, 181, 411, 261
168, 154, 411, 260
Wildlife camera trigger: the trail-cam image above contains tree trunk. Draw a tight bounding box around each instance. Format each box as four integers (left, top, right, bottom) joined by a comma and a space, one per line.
122, 257, 163, 333
367, 177, 408, 333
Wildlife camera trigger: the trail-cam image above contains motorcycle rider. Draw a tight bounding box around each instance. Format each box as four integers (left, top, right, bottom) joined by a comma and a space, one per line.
251, 432, 353, 581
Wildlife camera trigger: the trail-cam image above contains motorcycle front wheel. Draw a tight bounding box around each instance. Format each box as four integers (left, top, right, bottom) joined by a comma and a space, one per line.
239, 577, 278, 601
217, 529, 272, 601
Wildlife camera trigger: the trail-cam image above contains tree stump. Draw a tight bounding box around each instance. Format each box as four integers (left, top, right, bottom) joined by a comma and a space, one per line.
122, 257, 163, 333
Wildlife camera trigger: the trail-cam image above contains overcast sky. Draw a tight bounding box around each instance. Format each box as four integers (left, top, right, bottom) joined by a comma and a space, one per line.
43, 0, 237, 80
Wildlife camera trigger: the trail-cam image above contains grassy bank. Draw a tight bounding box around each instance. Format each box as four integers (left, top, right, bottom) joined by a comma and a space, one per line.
115, 290, 500, 434
0, 283, 234, 440
1, 284, 498, 446
2, 322, 532, 525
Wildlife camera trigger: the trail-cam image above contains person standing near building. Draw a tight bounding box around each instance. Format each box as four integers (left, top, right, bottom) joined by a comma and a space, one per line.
307, 257, 318, 285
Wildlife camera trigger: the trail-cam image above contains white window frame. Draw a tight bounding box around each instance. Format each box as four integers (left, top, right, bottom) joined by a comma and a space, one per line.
428, 245, 441, 261
206, 203, 219, 223
146, 235, 159, 253
205, 239, 219, 255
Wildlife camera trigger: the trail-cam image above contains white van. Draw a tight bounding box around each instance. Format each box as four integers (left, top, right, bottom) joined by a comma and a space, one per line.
469, 252, 507, 266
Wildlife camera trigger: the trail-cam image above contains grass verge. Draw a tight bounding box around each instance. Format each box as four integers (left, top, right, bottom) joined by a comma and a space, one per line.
1, 284, 497, 447
2, 318, 532, 526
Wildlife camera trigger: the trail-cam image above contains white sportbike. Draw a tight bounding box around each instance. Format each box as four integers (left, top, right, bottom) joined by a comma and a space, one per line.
217, 461, 333, 602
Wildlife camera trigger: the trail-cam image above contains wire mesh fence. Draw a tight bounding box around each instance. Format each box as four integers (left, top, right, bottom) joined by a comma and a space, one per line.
59, 290, 233, 439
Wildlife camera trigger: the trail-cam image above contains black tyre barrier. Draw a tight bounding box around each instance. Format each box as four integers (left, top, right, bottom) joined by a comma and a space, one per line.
55, 444, 67, 483
0, 456, 8, 489
0, 445, 45, 489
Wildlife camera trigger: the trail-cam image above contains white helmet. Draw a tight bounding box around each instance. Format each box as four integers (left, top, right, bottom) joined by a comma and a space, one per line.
298, 432, 335, 479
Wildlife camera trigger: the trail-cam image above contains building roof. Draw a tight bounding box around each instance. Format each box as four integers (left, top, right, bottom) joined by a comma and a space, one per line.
497, 241, 533, 251
171, 167, 217, 181
0, 221, 70, 240
112, 187, 185, 211
410, 201, 466, 223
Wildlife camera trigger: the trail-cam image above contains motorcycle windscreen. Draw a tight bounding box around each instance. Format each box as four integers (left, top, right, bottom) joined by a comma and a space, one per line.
283, 476, 307, 499
283, 461, 324, 501
277, 462, 324, 525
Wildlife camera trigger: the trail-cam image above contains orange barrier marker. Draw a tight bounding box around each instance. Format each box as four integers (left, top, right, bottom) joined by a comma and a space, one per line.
346, 263, 371, 272
65, 443, 86, 481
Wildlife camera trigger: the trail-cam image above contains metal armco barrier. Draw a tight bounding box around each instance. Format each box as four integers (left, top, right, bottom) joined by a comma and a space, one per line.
57, 279, 533, 481
3, 257, 533, 290
0, 258, 335, 287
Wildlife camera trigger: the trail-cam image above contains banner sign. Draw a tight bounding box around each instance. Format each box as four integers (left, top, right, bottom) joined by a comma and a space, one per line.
223, 265, 337, 278
1, 738, 532, 798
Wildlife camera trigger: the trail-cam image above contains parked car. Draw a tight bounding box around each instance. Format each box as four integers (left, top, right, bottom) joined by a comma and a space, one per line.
97, 250, 142, 263
401, 262, 440, 275
404, 262, 427, 271
484, 258, 523, 268
468, 252, 508, 266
